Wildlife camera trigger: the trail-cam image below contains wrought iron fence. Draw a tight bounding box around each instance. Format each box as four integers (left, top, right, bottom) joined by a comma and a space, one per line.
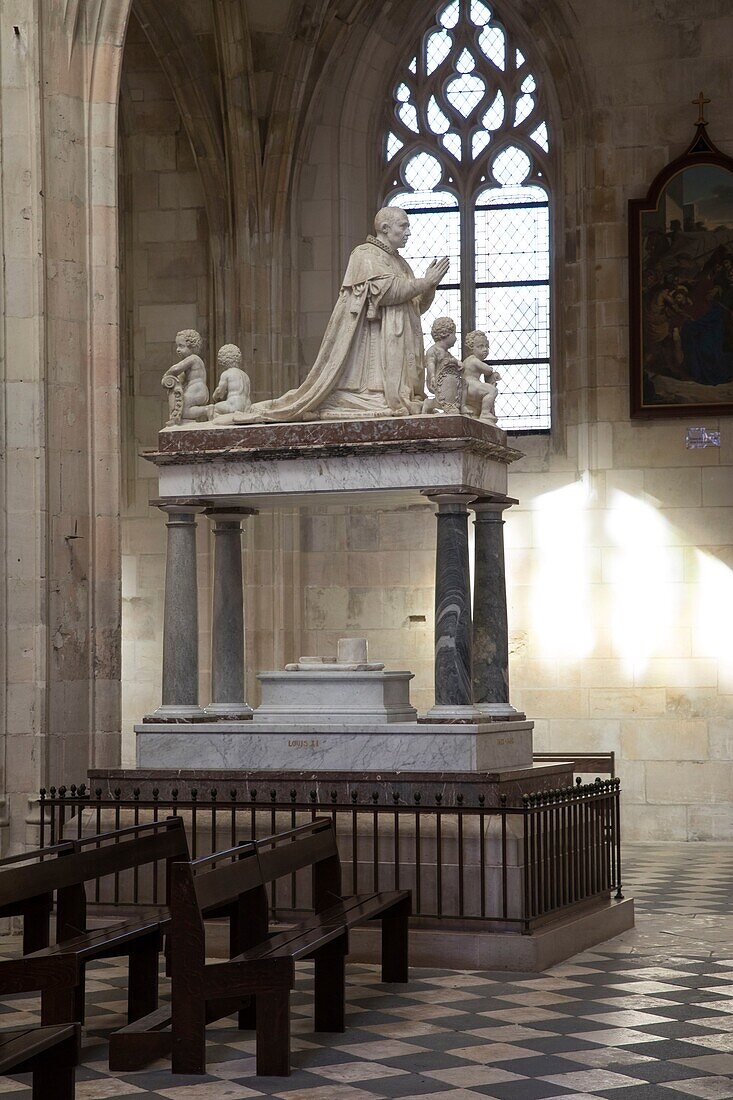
38, 778, 622, 933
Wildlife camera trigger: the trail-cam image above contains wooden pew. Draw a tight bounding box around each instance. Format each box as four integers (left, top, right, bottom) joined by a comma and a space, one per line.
0, 817, 189, 1028
0, 843, 75, 955
111, 817, 411, 1078
0, 1023, 80, 1099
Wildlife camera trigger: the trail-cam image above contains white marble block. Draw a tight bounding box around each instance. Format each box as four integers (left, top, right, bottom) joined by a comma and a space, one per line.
254, 669, 418, 724
135, 719, 534, 772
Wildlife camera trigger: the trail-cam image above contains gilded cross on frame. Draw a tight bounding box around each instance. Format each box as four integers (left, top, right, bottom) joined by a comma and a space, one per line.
692, 91, 711, 125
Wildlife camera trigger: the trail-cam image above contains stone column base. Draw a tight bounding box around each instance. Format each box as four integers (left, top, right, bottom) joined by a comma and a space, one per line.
143, 704, 207, 723
202, 702, 253, 720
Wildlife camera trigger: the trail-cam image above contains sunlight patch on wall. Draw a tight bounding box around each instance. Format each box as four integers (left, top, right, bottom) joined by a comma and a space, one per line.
605, 490, 677, 677
694, 548, 733, 686
532, 478, 594, 661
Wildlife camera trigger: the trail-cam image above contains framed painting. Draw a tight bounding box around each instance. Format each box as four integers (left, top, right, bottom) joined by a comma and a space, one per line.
629, 103, 733, 418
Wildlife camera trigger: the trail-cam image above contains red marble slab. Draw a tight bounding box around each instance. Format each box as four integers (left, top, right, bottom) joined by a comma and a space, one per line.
146, 414, 524, 466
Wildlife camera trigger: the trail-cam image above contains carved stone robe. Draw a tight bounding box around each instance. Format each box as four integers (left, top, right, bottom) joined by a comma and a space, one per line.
254, 237, 435, 421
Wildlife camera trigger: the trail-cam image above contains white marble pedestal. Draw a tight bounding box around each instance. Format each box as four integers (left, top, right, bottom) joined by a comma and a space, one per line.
255, 669, 417, 724
135, 718, 534, 772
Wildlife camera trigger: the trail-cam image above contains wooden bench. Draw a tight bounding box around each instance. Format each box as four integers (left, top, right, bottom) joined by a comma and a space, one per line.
0, 1022, 80, 1099
0, 817, 189, 1028
0, 843, 74, 955
111, 817, 411, 1077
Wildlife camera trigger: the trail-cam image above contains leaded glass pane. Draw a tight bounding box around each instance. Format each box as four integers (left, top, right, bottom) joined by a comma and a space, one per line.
445, 73, 485, 116
470, 0, 492, 25
475, 284, 550, 360
426, 29, 452, 73
475, 205, 549, 282
495, 361, 551, 430
478, 25, 505, 69
483, 91, 505, 130
491, 145, 531, 185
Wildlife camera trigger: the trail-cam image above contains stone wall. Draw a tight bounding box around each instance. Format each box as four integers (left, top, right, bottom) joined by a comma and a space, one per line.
118, 13, 213, 762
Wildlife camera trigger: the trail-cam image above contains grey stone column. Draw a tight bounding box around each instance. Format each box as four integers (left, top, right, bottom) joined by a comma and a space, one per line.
151, 505, 206, 720
204, 508, 256, 719
427, 493, 475, 717
472, 500, 518, 717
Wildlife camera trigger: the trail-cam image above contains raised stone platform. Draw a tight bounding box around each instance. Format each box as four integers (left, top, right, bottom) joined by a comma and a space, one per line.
135, 718, 534, 772
89, 761, 575, 806
146, 414, 523, 506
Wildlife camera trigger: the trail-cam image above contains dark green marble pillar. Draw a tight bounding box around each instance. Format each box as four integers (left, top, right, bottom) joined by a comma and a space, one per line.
431, 494, 474, 708
152, 504, 206, 720
472, 500, 512, 707
204, 508, 256, 719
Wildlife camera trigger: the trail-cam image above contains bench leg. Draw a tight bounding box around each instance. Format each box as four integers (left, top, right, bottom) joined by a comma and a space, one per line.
32, 1032, 77, 1100
314, 941, 345, 1032
172, 998, 206, 1075
381, 898, 410, 983
41, 981, 84, 1027
128, 935, 159, 1022
256, 990, 290, 1076
33, 1065, 74, 1100
23, 894, 52, 953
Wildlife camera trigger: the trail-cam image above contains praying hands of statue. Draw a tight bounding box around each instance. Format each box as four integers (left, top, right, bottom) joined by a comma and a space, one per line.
425, 256, 450, 286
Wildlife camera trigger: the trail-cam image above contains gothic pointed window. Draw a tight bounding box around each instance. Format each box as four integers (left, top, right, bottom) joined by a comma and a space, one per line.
382, 0, 553, 430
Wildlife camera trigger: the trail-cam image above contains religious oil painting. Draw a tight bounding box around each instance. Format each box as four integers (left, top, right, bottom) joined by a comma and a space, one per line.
629, 120, 733, 418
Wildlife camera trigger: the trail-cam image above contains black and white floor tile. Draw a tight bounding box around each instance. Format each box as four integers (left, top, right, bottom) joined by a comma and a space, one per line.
3, 843, 733, 1099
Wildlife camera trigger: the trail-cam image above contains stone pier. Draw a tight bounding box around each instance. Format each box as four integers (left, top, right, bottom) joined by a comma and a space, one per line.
472, 499, 519, 718
204, 508, 255, 719
148, 504, 205, 721
427, 492, 474, 717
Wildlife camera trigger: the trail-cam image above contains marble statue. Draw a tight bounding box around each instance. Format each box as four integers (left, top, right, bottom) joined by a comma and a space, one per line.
251, 208, 450, 421
210, 344, 252, 422
162, 329, 209, 425
462, 330, 501, 423
421, 316, 464, 414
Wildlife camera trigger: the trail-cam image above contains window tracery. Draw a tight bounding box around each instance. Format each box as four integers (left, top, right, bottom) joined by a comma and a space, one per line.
382, 0, 553, 430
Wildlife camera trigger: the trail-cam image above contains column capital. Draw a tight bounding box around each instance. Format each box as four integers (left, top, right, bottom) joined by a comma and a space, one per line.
204, 506, 259, 524
150, 497, 208, 516
422, 490, 476, 513
471, 496, 518, 517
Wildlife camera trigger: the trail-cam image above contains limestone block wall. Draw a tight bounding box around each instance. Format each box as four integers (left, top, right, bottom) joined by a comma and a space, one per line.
118, 14, 212, 760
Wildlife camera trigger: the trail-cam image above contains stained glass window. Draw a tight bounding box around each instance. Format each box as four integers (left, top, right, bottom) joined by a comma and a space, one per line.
382, 0, 553, 431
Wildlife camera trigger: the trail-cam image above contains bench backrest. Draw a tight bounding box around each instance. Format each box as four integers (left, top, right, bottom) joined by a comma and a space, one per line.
171, 817, 342, 958
0, 817, 188, 910
170, 819, 342, 995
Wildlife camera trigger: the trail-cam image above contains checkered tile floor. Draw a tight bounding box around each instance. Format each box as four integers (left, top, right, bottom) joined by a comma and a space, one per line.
3, 843, 733, 1099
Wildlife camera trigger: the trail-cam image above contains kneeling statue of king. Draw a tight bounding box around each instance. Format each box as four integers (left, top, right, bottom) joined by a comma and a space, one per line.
253, 208, 450, 421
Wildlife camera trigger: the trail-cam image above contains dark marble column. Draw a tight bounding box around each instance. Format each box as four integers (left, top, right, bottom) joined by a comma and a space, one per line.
472, 499, 518, 717
150, 504, 206, 720
204, 508, 256, 719
428, 493, 474, 712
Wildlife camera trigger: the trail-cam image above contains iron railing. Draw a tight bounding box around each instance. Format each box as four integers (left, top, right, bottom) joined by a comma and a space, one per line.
38, 778, 623, 933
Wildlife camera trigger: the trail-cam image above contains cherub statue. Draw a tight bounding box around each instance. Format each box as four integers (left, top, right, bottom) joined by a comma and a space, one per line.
161, 329, 209, 425
462, 329, 501, 423
421, 316, 464, 414
210, 344, 252, 421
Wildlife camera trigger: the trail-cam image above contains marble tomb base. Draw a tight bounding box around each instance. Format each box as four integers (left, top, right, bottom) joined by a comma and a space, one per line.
135, 718, 533, 771
255, 669, 418, 724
